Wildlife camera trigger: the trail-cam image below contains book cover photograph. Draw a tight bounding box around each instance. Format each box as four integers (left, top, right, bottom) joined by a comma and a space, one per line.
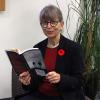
6, 48, 47, 76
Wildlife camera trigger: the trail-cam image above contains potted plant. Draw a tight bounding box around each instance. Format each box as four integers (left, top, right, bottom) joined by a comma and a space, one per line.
68, 0, 100, 100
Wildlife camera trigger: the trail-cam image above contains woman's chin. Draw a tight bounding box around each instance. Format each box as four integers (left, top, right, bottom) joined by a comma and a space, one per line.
46, 34, 56, 38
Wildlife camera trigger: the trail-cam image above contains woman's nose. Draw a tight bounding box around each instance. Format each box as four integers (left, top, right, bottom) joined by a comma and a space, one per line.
47, 22, 52, 28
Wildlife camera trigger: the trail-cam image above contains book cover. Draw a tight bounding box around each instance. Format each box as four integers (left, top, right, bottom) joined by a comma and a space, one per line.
6, 48, 47, 76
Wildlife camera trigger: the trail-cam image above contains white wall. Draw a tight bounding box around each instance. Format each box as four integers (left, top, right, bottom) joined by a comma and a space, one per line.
0, 51, 12, 99
0, 0, 79, 51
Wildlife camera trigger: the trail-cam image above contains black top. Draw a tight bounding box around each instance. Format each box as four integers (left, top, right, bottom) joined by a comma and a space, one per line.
23, 34, 85, 100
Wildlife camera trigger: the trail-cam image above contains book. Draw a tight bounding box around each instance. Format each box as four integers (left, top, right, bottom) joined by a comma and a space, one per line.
6, 48, 47, 77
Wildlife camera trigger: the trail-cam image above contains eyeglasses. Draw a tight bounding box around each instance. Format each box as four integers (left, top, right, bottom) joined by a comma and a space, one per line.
40, 21, 59, 28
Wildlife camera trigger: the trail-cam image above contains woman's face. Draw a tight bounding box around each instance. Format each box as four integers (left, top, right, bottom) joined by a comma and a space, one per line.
41, 19, 64, 39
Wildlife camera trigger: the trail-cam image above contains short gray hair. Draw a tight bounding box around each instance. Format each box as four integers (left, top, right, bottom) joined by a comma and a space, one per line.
40, 5, 63, 23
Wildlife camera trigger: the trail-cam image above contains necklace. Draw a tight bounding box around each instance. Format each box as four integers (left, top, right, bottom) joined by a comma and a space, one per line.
47, 42, 59, 48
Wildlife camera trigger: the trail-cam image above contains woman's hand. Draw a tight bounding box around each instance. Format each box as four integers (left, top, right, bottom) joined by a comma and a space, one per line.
19, 71, 31, 85
46, 71, 61, 84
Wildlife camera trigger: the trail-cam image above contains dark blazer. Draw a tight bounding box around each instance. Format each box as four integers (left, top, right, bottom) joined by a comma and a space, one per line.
24, 35, 85, 100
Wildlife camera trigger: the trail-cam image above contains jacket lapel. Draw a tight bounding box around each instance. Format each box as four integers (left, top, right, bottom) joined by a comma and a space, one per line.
55, 35, 68, 73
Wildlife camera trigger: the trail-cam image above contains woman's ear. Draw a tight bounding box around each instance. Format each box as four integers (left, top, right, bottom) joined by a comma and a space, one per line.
61, 21, 64, 27
60, 21, 64, 30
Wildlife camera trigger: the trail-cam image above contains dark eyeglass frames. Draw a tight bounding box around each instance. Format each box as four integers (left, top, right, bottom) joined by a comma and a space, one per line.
40, 21, 59, 28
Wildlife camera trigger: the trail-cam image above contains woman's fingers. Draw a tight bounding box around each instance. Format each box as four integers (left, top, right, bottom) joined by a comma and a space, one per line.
46, 71, 60, 84
19, 71, 31, 85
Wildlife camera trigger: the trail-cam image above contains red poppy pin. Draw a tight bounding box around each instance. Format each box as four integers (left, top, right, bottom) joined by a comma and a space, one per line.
58, 49, 65, 56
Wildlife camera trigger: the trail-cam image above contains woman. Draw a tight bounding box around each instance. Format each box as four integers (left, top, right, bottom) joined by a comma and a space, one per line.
16, 5, 85, 100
